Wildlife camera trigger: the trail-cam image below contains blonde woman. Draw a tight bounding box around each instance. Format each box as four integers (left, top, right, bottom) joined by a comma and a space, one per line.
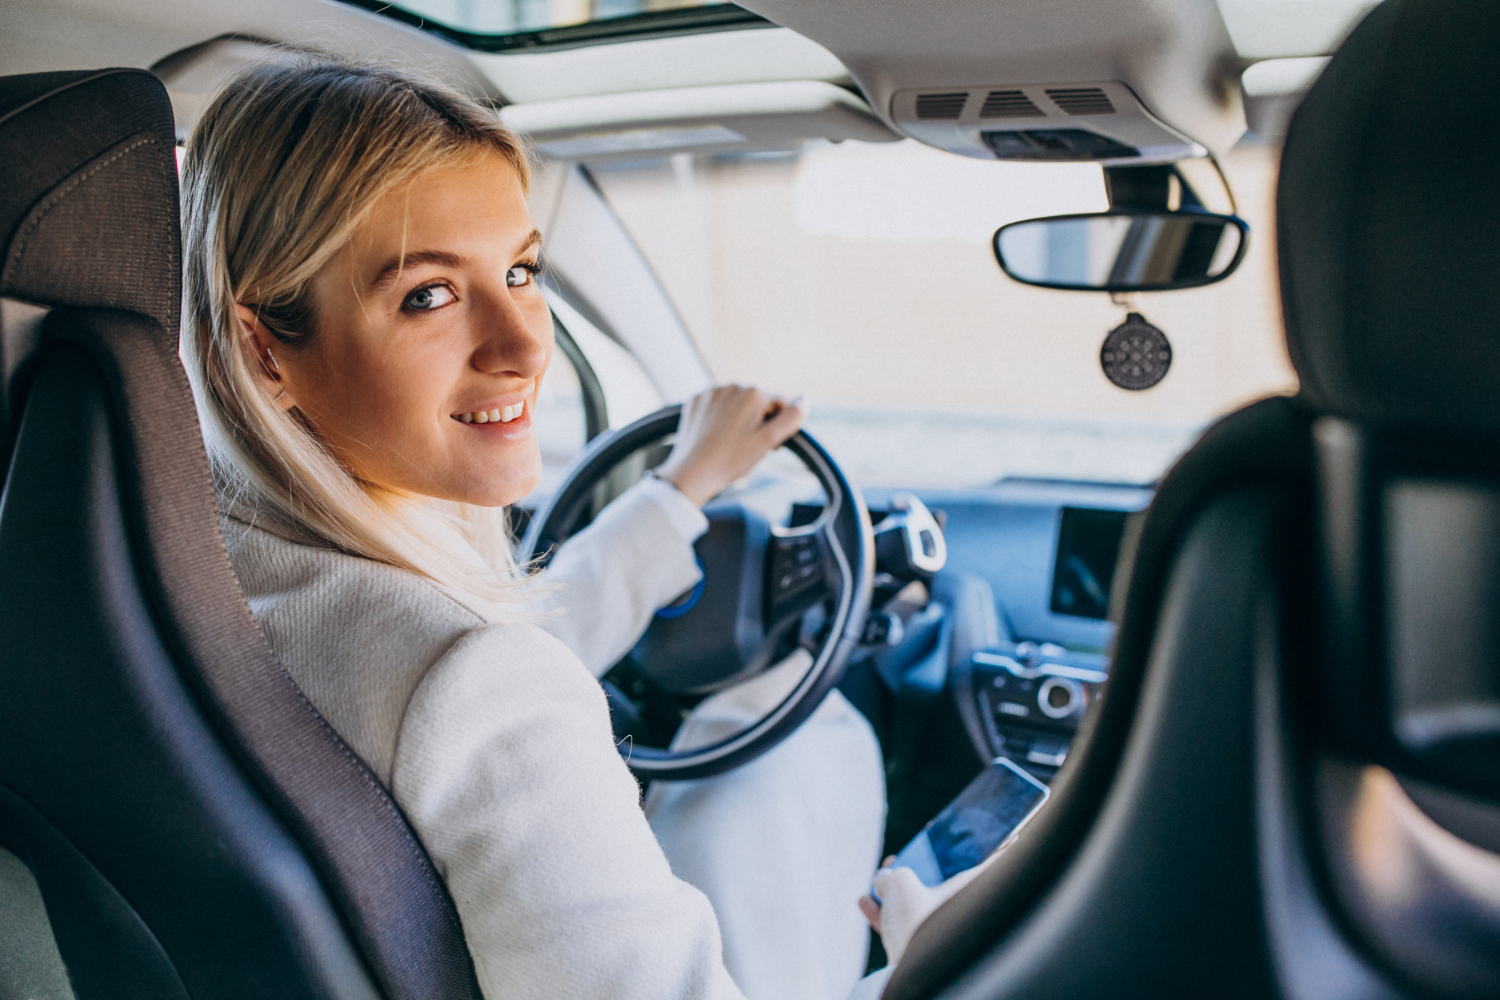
179, 59, 914, 1000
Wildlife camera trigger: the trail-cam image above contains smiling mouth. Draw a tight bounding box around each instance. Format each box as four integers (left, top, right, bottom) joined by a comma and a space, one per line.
453, 401, 526, 424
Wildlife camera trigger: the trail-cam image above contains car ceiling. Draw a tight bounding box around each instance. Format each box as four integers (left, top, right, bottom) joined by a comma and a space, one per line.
0, 0, 492, 96
2, 0, 1382, 161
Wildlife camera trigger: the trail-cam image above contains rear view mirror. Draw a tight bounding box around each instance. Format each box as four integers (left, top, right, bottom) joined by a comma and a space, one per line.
993, 210, 1248, 292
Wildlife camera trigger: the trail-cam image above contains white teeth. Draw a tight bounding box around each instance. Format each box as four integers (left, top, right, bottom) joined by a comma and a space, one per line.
454, 401, 525, 425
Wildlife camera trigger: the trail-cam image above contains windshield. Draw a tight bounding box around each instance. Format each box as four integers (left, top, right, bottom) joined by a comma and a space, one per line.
589, 138, 1294, 489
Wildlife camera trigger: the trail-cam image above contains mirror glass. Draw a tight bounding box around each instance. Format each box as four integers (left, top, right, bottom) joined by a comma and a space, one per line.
993, 211, 1247, 292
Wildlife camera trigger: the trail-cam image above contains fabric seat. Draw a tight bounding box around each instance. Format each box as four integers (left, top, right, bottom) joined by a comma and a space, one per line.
884, 0, 1500, 997
0, 69, 483, 1000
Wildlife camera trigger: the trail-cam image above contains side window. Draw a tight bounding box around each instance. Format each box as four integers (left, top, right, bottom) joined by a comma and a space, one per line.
523, 302, 666, 516
551, 295, 664, 430
532, 323, 598, 499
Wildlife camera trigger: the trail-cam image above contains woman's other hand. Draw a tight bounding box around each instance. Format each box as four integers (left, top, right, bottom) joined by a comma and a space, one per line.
654, 385, 805, 507
858, 855, 992, 965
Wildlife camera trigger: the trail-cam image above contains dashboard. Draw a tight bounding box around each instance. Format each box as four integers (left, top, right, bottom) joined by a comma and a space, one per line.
864, 479, 1151, 652
837, 478, 1152, 859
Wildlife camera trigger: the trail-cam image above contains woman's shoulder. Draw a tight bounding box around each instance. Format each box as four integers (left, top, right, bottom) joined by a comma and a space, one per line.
222, 510, 493, 631
222, 511, 539, 781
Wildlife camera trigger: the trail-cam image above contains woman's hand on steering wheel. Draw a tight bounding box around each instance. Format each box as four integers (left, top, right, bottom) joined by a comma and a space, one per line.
654, 385, 806, 506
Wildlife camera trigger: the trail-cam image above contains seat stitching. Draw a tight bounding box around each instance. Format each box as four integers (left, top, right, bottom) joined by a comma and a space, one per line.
3, 136, 158, 283
0, 69, 144, 132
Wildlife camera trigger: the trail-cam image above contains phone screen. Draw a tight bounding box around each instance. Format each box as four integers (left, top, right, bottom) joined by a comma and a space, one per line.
887, 757, 1050, 889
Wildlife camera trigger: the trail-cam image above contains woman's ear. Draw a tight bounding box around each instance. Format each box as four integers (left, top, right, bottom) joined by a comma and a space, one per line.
234, 303, 298, 411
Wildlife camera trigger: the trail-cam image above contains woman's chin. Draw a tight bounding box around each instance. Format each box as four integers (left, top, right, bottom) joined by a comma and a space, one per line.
471, 464, 541, 508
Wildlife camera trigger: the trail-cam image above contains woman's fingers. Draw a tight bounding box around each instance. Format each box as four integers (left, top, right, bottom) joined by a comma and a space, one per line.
654, 384, 807, 507
870, 865, 933, 964
759, 394, 806, 446
857, 894, 882, 933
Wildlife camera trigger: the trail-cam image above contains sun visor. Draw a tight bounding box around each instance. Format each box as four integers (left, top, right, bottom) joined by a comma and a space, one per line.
501, 80, 899, 163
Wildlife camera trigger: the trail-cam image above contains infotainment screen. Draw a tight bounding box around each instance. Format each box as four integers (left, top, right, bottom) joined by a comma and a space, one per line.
1049, 506, 1130, 620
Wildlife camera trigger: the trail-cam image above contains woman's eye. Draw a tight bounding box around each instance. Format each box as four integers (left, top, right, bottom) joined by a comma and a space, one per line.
403, 283, 457, 311
506, 265, 538, 288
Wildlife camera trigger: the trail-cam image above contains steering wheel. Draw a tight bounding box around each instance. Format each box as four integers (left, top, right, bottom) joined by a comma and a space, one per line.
520, 404, 873, 780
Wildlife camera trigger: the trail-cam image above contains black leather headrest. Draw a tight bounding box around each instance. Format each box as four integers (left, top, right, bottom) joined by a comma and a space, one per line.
0, 69, 180, 335
1278, 0, 1500, 427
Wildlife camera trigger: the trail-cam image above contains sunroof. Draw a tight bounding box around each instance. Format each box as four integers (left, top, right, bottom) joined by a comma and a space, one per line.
343, 0, 772, 52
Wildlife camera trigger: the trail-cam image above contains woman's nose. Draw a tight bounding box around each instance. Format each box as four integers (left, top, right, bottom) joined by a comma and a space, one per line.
470, 290, 551, 379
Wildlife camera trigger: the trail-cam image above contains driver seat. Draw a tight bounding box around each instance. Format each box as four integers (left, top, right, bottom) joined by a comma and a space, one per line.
0, 69, 482, 999
886, 0, 1500, 997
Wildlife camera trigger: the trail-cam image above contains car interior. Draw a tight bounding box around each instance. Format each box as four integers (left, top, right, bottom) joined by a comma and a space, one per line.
2, 0, 1499, 998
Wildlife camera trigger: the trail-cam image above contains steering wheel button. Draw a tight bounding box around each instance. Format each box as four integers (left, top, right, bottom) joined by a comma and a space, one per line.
918, 528, 937, 558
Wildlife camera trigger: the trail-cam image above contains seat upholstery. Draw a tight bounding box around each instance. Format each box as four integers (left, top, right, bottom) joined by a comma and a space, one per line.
0, 69, 482, 999
885, 1, 1500, 997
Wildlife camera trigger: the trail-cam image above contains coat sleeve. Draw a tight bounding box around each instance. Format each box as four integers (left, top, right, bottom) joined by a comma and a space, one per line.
389, 622, 745, 1000
534, 477, 707, 676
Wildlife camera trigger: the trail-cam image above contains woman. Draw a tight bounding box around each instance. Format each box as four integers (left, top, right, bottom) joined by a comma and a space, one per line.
180, 57, 916, 999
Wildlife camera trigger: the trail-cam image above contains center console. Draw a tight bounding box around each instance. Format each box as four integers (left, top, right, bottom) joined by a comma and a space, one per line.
969, 641, 1109, 776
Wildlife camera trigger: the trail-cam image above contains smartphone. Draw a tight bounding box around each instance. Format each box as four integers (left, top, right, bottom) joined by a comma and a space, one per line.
877, 757, 1049, 895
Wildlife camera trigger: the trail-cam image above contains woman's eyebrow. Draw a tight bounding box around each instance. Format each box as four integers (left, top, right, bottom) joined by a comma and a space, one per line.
369, 232, 541, 290
370, 249, 464, 290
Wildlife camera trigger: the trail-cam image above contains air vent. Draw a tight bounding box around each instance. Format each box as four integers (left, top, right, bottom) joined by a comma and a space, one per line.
1046, 87, 1116, 116
915, 92, 969, 119
979, 90, 1045, 118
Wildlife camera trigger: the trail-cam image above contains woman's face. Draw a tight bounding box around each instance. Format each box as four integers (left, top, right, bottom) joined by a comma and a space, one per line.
272, 154, 553, 507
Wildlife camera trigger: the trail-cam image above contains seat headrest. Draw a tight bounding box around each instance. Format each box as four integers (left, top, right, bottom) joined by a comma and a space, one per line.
1278, 0, 1500, 428
0, 69, 180, 335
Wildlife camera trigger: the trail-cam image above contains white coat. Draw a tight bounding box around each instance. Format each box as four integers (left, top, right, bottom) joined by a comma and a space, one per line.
221, 478, 887, 1000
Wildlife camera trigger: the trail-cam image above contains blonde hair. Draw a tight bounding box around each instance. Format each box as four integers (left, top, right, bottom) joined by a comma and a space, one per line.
181, 57, 537, 609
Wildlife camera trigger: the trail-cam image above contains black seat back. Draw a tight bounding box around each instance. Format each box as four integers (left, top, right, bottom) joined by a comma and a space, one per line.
0, 69, 482, 1000
885, 1, 1500, 997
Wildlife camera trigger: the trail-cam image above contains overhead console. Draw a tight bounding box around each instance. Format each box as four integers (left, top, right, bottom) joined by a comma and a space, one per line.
892, 80, 1204, 164
736, 0, 1249, 159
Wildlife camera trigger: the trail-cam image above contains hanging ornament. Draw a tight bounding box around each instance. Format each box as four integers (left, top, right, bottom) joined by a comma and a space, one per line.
1100, 312, 1172, 390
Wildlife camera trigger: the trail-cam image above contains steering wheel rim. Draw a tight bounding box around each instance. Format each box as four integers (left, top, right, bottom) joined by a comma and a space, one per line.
520, 404, 874, 780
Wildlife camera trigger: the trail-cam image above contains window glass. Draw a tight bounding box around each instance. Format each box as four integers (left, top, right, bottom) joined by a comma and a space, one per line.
384, 0, 741, 39
524, 304, 666, 508
590, 138, 1295, 488
533, 339, 588, 497
549, 295, 664, 429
